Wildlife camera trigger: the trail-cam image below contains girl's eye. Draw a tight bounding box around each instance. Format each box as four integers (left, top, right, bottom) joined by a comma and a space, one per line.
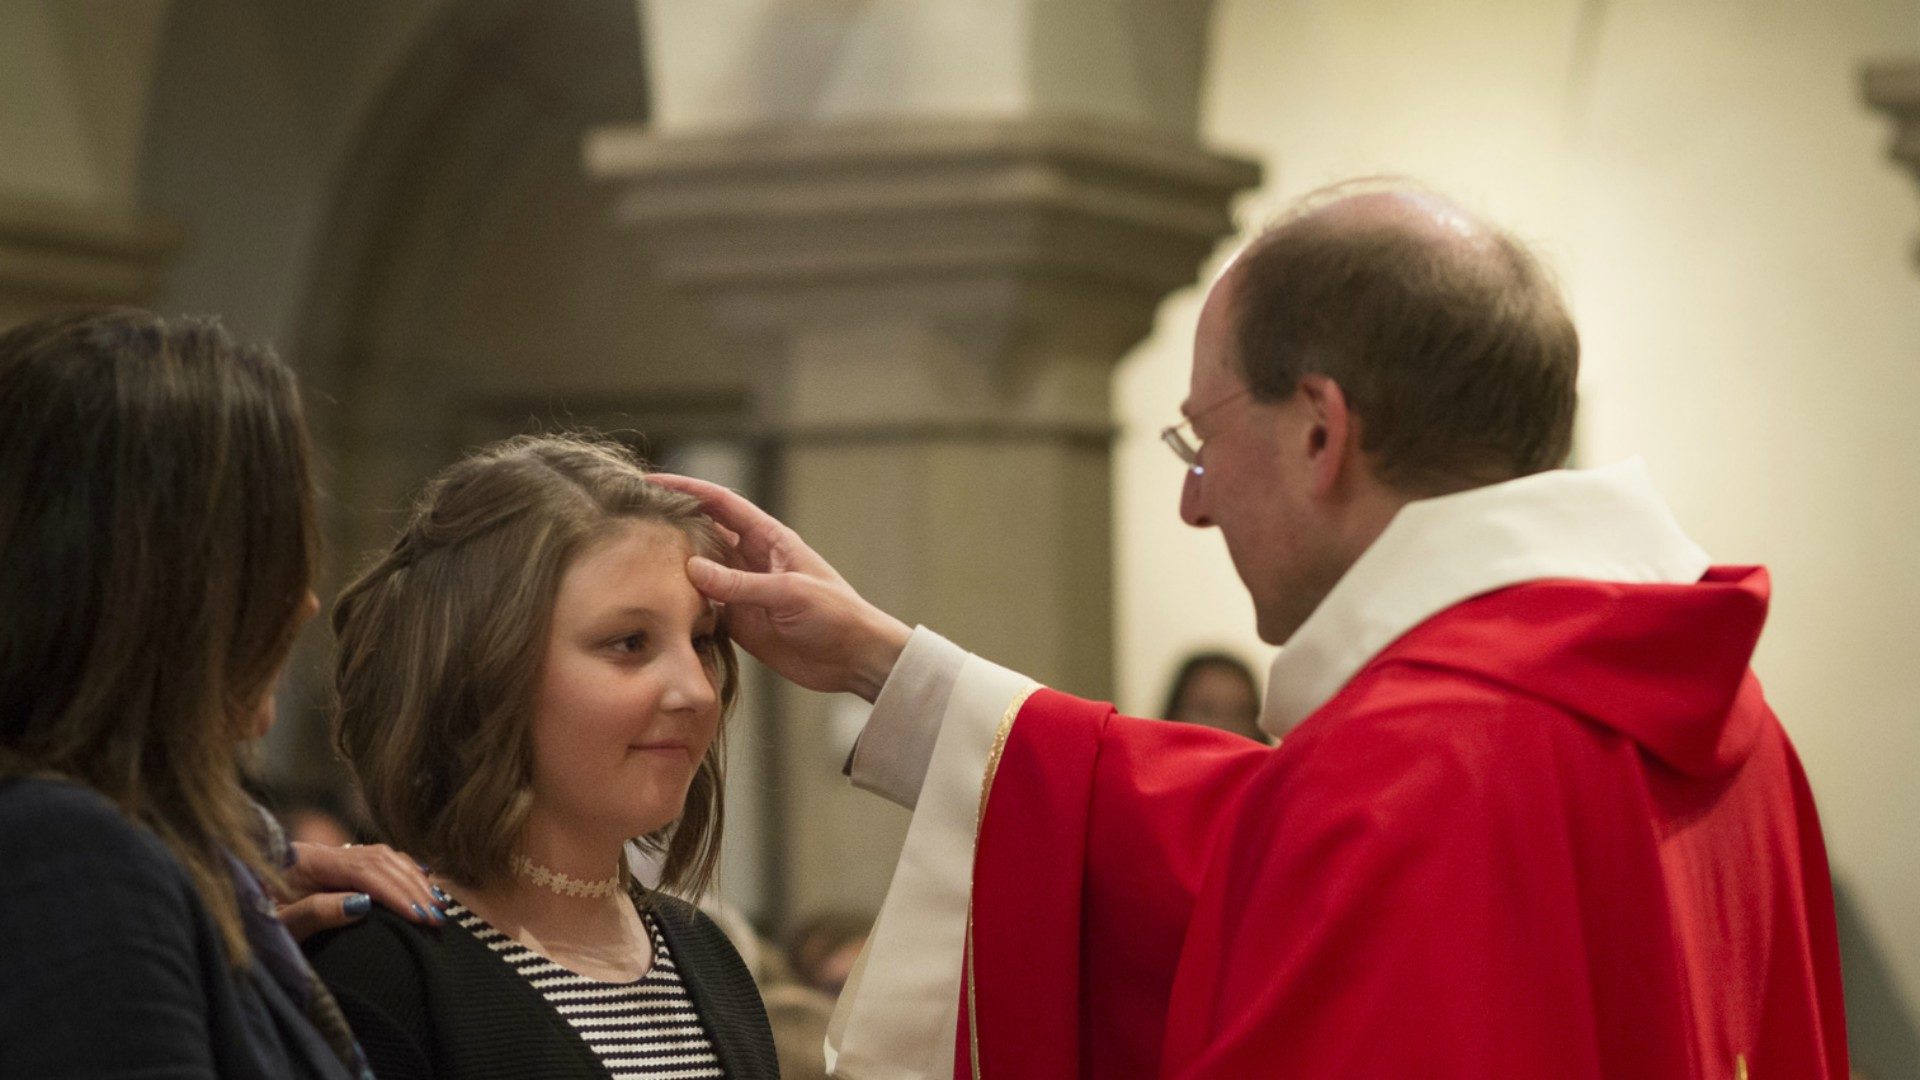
611, 632, 647, 654
692, 633, 717, 655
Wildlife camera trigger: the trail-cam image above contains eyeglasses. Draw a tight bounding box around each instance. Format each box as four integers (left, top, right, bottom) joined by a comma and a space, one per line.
1160, 387, 1252, 476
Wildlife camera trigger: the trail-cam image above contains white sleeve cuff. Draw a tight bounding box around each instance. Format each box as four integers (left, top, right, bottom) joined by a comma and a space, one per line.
849, 626, 968, 810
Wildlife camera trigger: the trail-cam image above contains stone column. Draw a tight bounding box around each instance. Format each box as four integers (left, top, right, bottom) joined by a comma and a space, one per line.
1865, 61, 1920, 264
593, 0, 1253, 921
589, 117, 1255, 918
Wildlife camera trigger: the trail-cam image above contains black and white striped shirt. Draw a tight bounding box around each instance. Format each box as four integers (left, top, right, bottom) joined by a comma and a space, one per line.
447, 901, 725, 1080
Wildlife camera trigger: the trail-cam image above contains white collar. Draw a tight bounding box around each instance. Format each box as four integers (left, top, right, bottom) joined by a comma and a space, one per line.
1260, 459, 1712, 737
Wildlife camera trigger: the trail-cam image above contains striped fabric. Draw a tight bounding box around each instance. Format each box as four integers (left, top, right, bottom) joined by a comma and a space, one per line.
447, 901, 725, 1080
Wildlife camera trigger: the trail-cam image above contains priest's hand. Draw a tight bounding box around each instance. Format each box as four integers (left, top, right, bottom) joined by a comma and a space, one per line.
648, 474, 912, 702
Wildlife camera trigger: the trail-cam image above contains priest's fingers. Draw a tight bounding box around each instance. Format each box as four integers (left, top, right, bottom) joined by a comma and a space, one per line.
686, 554, 910, 701
687, 555, 794, 611
649, 474, 827, 577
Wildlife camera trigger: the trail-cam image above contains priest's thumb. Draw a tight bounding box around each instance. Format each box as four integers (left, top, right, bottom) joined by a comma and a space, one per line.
687, 555, 786, 608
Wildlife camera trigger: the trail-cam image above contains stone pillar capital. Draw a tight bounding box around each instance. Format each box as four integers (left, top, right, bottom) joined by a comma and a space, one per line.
593, 117, 1251, 322
587, 115, 1256, 427
0, 194, 184, 328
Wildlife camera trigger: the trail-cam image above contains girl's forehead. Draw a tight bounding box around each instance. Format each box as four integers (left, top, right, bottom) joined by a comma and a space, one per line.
553, 521, 704, 618
583, 518, 691, 562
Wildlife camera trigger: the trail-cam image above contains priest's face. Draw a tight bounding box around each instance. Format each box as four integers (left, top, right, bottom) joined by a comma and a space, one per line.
1180, 270, 1344, 645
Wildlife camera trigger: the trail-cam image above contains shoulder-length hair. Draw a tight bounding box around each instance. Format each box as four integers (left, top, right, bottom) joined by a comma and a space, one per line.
331, 435, 739, 897
0, 309, 319, 966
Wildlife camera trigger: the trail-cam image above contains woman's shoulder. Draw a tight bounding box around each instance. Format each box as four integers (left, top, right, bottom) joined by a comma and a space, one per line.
0, 777, 234, 1073
305, 904, 520, 1009
0, 776, 189, 893
2, 774, 154, 837
304, 906, 445, 985
304, 908, 455, 1047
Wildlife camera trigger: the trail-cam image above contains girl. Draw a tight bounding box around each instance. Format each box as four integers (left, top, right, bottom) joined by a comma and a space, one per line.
309, 435, 775, 1079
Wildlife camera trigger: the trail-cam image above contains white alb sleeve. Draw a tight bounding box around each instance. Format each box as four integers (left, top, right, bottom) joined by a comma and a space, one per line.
826, 645, 1038, 1079
848, 626, 968, 810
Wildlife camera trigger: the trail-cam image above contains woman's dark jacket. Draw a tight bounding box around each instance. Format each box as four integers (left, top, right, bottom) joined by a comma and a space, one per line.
304, 890, 777, 1079
0, 777, 358, 1080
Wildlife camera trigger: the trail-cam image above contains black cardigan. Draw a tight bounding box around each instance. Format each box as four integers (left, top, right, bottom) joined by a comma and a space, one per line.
0, 777, 357, 1080
304, 892, 777, 1079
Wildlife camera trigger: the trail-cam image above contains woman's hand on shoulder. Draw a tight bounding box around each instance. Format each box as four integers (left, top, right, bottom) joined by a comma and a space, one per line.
277, 841, 449, 941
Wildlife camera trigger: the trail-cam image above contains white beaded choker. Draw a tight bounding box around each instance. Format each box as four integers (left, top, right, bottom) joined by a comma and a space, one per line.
510, 854, 622, 899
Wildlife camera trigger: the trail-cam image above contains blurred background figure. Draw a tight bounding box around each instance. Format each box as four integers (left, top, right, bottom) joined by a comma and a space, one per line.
284, 801, 359, 849
1160, 651, 1267, 743
763, 983, 836, 1080
785, 910, 873, 999
254, 785, 365, 848
763, 909, 871, 1080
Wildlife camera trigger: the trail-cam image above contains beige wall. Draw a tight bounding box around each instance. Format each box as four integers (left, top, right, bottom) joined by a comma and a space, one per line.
1115, 0, 1920, 1024
0, 0, 171, 208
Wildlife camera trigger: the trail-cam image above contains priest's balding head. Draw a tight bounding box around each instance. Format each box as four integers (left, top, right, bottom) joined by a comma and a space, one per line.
1176, 182, 1579, 645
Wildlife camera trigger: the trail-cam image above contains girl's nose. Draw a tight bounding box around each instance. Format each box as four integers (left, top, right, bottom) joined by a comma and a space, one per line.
663, 647, 720, 714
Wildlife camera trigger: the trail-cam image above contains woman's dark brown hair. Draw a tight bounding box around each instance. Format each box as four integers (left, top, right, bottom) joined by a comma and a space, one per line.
1158, 651, 1259, 723
331, 435, 739, 898
0, 308, 320, 965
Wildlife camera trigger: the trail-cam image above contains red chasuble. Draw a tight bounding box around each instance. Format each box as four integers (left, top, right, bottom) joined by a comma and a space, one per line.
964, 568, 1847, 1078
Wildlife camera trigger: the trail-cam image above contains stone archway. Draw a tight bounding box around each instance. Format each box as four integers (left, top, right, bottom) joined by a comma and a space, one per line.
137, 0, 772, 909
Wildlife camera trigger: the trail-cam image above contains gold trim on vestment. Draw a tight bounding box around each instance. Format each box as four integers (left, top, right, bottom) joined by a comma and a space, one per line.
965, 682, 1040, 1080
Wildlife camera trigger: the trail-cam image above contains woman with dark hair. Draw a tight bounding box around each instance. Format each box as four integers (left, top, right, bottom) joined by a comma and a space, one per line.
1159, 651, 1267, 743
308, 434, 777, 1079
0, 309, 443, 1078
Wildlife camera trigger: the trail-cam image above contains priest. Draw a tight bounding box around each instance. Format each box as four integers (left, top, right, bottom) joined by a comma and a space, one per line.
656, 184, 1849, 1079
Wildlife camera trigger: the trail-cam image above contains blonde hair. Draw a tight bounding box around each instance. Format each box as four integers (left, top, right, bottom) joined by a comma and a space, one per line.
330, 434, 738, 896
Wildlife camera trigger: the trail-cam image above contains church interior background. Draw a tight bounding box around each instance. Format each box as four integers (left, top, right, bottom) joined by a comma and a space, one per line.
4, 1, 1919, 1074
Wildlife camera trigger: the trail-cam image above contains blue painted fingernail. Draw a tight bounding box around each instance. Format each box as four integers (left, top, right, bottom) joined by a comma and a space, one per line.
409, 902, 429, 921
431, 886, 451, 904
430, 906, 448, 924
343, 893, 372, 919
416, 861, 431, 872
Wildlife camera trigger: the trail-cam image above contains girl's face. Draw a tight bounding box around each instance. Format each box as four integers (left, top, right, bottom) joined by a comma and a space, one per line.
527, 521, 722, 844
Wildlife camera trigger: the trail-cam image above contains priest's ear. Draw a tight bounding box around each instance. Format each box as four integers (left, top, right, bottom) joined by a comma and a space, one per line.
1293, 373, 1357, 499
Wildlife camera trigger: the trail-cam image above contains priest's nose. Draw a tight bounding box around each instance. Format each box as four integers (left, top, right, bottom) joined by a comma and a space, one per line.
1180, 466, 1212, 528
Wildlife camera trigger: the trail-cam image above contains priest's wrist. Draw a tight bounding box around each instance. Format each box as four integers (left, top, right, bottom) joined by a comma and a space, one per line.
850, 612, 913, 703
